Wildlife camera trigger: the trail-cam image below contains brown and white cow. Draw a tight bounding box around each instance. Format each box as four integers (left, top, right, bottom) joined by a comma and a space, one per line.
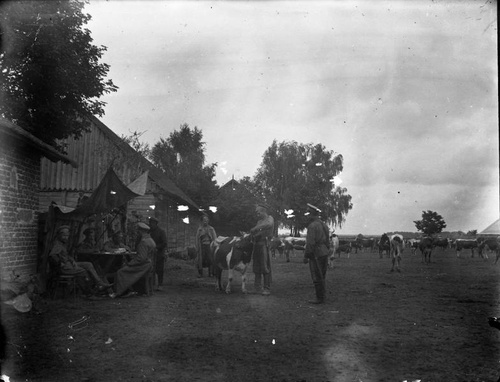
211, 234, 254, 294
378, 234, 391, 259
478, 238, 500, 262
419, 237, 433, 264
454, 239, 478, 258
283, 237, 306, 261
356, 237, 376, 252
390, 234, 404, 272
433, 237, 449, 251
407, 239, 420, 255
269, 237, 285, 260
337, 240, 352, 258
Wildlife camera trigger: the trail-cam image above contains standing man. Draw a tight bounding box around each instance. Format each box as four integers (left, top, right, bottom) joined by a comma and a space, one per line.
250, 203, 274, 296
148, 217, 167, 291
303, 203, 330, 304
195, 214, 217, 278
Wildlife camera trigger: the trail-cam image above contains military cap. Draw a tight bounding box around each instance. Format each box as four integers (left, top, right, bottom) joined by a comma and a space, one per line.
307, 203, 321, 214
56, 225, 71, 234
83, 227, 95, 236
255, 202, 270, 211
137, 222, 150, 231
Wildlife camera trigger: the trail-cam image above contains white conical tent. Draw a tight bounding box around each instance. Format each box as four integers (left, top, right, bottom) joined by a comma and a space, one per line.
479, 219, 500, 236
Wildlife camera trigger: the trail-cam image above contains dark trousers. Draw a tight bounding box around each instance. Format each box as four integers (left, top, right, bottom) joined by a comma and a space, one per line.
198, 244, 214, 276
156, 253, 164, 286
309, 255, 328, 301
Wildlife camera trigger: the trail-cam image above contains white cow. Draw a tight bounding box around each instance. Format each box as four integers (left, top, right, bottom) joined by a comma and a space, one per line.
407, 239, 420, 255
328, 234, 340, 268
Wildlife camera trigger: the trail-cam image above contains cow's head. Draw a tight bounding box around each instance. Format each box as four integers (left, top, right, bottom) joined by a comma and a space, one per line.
233, 233, 254, 263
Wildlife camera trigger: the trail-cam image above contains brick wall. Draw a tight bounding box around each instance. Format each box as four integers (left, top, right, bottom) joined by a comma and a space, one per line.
0, 145, 41, 276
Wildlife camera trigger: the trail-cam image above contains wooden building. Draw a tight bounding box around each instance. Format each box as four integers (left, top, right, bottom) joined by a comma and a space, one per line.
39, 115, 201, 254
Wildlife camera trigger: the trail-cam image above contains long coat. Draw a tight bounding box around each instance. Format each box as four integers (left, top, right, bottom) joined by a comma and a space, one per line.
195, 224, 217, 269
114, 233, 155, 296
250, 215, 274, 274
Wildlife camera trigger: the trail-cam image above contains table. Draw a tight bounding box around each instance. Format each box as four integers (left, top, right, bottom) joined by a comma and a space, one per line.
77, 252, 137, 278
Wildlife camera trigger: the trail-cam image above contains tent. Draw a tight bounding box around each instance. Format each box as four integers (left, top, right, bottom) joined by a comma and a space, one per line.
479, 219, 500, 236
39, 167, 145, 291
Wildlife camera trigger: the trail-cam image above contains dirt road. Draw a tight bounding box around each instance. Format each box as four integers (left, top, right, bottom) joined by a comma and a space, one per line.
2, 247, 500, 381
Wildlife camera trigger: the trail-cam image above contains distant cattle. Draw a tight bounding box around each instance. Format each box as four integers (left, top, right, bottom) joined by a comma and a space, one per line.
211, 234, 254, 294
349, 240, 362, 254
283, 237, 306, 261
328, 234, 340, 268
356, 238, 376, 252
419, 237, 433, 263
478, 238, 500, 262
270, 237, 285, 260
407, 239, 420, 255
378, 234, 391, 259
390, 234, 404, 272
454, 239, 478, 258
433, 237, 449, 251
337, 240, 352, 258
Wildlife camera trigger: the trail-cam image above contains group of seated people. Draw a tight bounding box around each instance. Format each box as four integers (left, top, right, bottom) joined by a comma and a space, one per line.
48, 221, 156, 298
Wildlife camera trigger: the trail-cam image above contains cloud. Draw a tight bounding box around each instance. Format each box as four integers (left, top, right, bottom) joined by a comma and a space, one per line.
85, 0, 498, 235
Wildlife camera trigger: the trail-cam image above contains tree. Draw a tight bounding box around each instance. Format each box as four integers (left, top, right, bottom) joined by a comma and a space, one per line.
120, 130, 151, 158
466, 229, 477, 237
414, 210, 447, 236
150, 123, 218, 209
0, 0, 118, 151
253, 140, 352, 234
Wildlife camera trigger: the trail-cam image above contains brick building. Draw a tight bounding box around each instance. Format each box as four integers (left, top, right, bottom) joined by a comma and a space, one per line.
0, 118, 75, 276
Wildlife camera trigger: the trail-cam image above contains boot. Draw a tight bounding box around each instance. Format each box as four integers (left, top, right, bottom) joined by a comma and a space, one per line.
308, 284, 325, 304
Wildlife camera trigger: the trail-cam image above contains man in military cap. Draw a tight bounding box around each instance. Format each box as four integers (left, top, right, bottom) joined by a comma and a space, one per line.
110, 222, 156, 298
148, 217, 167, 291
49, 225, 112, 294
250, 203, 274, 296
77, 227, 99, 254
303, 203, 331, 304
103, 231, 131, 253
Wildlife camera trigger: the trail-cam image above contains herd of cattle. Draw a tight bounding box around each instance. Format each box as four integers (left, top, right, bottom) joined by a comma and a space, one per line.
269, 234, 500, 265
204, 233, 500, 293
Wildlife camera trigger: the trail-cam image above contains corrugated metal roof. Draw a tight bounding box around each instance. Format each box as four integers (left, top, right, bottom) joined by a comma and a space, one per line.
40, 115, 200, 210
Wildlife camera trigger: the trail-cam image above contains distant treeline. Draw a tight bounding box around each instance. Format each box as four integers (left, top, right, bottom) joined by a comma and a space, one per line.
278, 231, 486, 240
336, 231, 484, 240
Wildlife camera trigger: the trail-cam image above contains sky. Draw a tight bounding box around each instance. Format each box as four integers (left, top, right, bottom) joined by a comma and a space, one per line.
83, 0, 498, 235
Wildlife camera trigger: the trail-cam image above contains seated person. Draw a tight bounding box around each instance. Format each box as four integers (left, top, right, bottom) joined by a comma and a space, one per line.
77, 227, 100, 254
110, 222, 155, 298
103, 231, 131, 253
49, 226, 112, 293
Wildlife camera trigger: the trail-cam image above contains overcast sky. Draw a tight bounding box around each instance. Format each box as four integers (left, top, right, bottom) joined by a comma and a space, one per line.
84, 0, 498, 235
